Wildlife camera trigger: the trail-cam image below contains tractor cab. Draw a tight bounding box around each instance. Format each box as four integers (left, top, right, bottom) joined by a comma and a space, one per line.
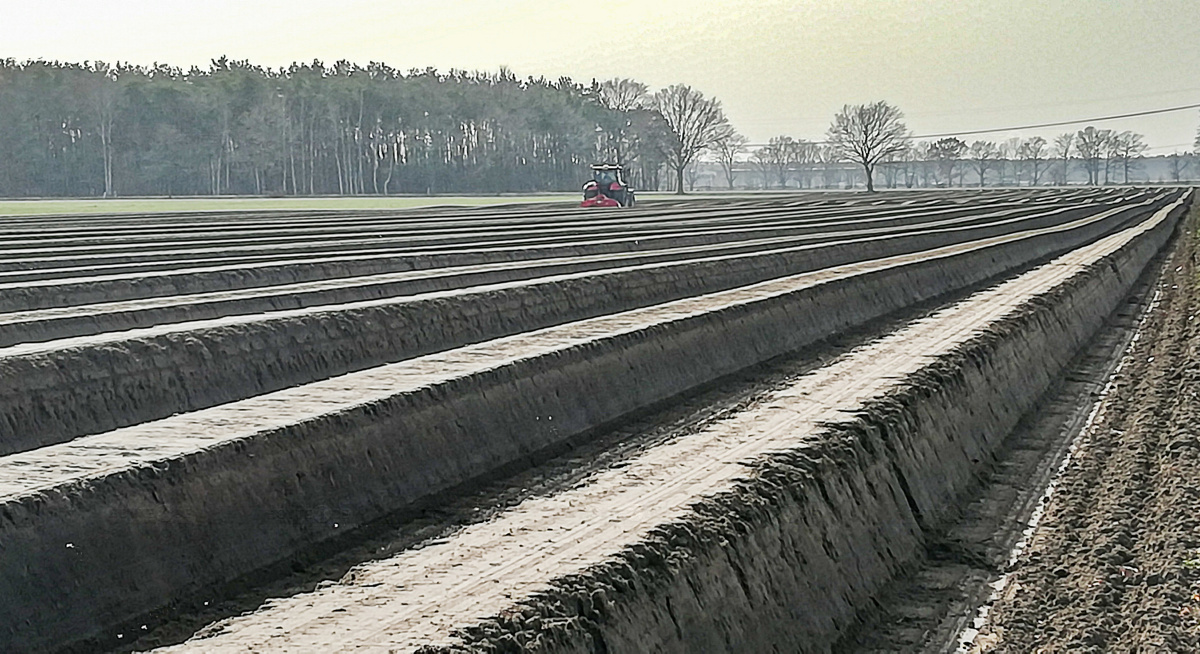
581, 163, 636, 208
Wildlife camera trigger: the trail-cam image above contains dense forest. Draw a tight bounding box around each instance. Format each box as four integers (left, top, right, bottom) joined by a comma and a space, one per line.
0, 58, 684, 197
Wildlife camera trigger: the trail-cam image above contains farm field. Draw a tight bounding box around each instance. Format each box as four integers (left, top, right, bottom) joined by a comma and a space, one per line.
0, 195, 576, 217
0, 188, 1194, 653
967, 200, 1200, 652
0, 191, 814, 217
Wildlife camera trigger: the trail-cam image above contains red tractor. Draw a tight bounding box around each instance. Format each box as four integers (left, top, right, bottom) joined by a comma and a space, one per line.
581, 163, 636, 208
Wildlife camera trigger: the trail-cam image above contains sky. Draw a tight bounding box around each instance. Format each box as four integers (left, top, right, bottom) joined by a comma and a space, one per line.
3, 0, 1199, 153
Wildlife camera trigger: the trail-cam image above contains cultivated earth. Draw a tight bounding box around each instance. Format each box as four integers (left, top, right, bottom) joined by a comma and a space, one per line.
969, 200, 1200, 652
0, 188, 1195, 653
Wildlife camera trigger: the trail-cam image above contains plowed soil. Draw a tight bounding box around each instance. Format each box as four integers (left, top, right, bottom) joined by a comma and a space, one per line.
974, 204, 1200, 652
3, 190, 1190, 653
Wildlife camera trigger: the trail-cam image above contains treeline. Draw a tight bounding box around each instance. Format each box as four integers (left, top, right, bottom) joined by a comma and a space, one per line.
736, 127, 1167, 190
898, 128, 1151, 188
0, 58, 689, 197
5, 60, 1186, 198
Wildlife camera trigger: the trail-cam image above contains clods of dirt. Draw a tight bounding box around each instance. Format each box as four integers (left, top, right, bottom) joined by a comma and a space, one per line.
974, 208, 1200, 653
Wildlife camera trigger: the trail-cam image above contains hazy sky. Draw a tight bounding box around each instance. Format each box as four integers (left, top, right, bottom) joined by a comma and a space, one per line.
4, 0, 1199, 152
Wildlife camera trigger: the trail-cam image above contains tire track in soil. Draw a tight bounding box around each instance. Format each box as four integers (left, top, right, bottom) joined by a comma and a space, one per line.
973, 203, 1200, 653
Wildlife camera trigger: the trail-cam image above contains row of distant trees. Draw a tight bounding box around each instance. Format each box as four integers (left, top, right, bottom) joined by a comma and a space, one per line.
716, 126, 1191, 191
706, 101, 1199, 191
0, 58, 736, 197
0, 58, 1194, 197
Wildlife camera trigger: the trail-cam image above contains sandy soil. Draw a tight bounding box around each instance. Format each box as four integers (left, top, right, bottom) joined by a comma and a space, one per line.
4, 200, 1146, 488
836, 201, 1175, 652
0, 195, 574, 216
0, 189, 1182, 653
142, 196, 1184, 653
971, 203, 1200, 652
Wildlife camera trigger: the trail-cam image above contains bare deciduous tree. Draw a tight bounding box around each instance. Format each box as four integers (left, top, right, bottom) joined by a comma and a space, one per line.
1052, 132, 1074, 185
1168, 152, 1191, 182
817, 144, 840, 188
906, 141, 931, 188
710, 126, 747, 189
1101, 130, 1121, 184
756, 136, 801, 188
1018, 136, 1047, 186
1110, 131, 1147, 184
968, 140, 999, 187
792, 139, 820, 188
598, 78, 649, 112
879, 149, 906, 188
653, 84, 730, 194
596, 78, 650, 165
826, 101, 909, 192
999, 137, 1022, 186
928, 137, 967, 187
749, 147, 772, 189
1075, 126, 1111, 186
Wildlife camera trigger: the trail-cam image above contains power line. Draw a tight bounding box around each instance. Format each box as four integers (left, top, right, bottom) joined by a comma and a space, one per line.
1144, 142, 1199, 153
909, 102, 1200, 139
745, 101, 1200, 148
904, 86, 1200, 120
736, 86, 1200, 126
